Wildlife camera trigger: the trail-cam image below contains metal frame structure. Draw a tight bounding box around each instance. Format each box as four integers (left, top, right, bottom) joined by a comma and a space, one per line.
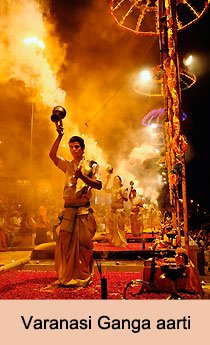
111, 0, 209, 253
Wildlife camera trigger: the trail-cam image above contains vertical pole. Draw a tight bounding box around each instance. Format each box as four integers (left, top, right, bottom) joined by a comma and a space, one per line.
176, 187, 181, 245
29, 100, 34, 183
158, 0, 177, 229
158, 0, 189, 252
181, 155, 189, 253
169, 0, 189, 253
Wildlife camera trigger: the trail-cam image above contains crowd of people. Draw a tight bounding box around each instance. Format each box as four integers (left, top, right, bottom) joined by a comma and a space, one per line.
1, 116, 164, 287
190, 229, 210, 250
0, 195, 62, 250
3, 113, 206, 288
0, 187, 162, 252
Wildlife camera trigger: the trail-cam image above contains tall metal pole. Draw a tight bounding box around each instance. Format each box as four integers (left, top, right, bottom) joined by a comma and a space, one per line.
29, 100, 34, 183
169, 0, 189, 253
158, 0, 189, 252
158, 0, 177, 230
181, 155, 189, 252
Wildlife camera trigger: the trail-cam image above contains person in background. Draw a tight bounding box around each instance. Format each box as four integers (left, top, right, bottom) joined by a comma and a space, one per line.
129, 184, 143, 237
10, 211, 21, 233
104, 171, 128, 247
35, 202, 51, 245
19, 211, 36, 235
0, 209, 8, 250
0, 210, 17, 248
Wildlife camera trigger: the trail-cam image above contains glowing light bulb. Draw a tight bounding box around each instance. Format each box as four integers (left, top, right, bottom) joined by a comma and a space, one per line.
139, 70, 152, 83
184, 55, 193, 66
150, 123, 158, 129
23, 36, 45, 50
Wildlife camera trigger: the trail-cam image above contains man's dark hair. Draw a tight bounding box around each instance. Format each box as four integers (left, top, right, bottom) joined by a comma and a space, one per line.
116, 175, 122, 183
68, 136, 85, 149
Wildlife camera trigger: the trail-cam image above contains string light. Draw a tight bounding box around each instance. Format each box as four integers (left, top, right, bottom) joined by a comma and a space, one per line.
110, 1, 209, 36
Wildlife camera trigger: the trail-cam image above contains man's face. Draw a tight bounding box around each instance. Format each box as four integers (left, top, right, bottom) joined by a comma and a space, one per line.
69, 141, 84, 160
113, 176, 121, 187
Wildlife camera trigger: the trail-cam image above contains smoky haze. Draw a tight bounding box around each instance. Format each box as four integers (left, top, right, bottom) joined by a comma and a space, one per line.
0, 0, 166, 206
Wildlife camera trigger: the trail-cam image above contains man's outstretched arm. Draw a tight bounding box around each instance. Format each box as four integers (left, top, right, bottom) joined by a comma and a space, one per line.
49, 127, 63, 166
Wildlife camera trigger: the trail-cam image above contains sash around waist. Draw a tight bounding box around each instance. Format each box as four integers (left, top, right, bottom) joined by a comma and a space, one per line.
64, 197, 90, 208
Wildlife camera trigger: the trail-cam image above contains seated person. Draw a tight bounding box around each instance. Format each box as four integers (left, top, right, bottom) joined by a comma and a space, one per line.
19, 212, 36, 235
